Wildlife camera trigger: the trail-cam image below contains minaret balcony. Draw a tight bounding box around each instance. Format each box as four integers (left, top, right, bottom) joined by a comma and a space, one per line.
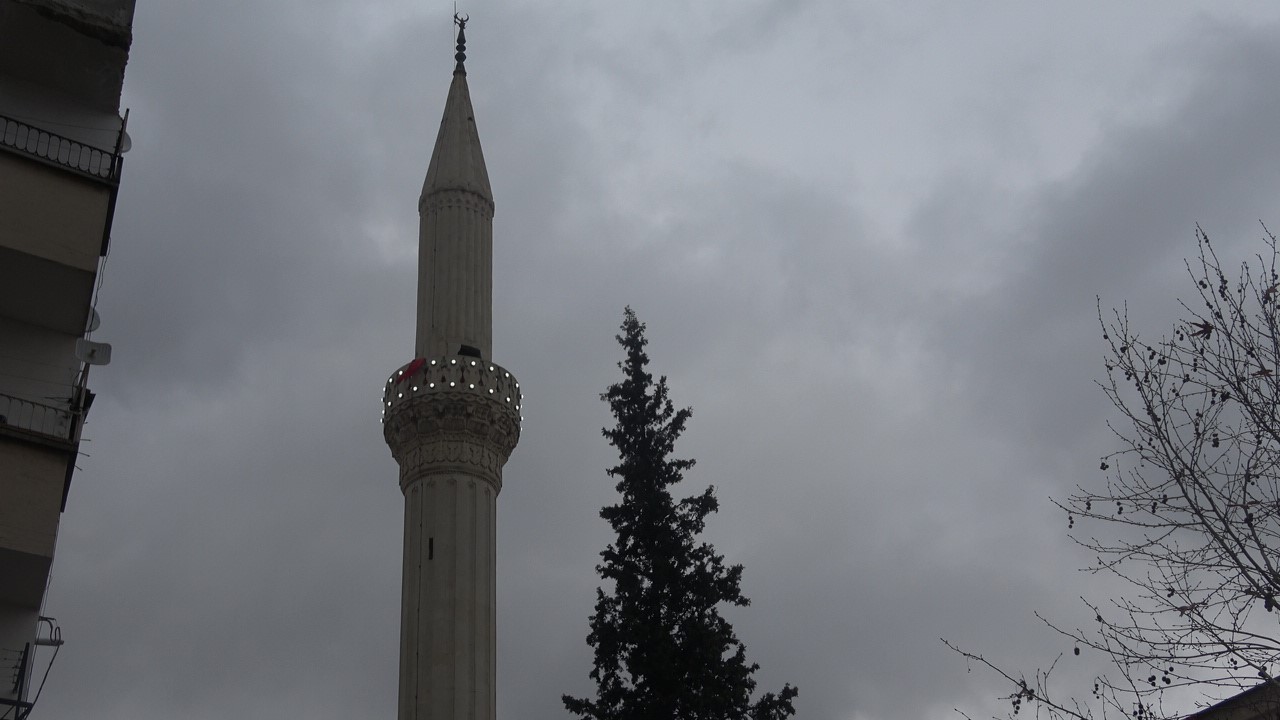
383, 355, 520, 412
381, 355, 522, 488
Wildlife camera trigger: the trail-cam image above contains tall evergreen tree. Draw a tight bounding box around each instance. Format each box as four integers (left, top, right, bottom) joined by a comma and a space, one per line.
564, 308, 798, 720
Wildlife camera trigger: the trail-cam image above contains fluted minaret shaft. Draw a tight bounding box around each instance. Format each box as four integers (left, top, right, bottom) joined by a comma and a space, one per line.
384, 21, 520, 720
383, 358, 520, 720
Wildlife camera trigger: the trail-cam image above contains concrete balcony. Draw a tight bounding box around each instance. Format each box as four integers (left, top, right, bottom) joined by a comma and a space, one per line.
0, 392, 78, 447
0, 115, 119, 334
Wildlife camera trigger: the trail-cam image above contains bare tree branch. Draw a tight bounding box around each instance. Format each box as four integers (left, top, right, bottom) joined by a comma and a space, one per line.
948, 227, 1280, 720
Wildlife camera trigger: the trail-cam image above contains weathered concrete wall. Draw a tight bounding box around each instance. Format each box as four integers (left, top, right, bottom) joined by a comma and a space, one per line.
0, 153, 110, 272
0, 436, 66, 559
0, 0, 134, 110
0, 314, 81, 404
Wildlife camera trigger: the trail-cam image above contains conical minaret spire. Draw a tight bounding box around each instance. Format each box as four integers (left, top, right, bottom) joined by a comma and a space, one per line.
416, 12, 494, 360
382, 18, 522, 720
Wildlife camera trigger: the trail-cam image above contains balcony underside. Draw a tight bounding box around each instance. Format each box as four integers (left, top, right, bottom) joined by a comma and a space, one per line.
0, 245, 93, 334
0, 548, 50, 609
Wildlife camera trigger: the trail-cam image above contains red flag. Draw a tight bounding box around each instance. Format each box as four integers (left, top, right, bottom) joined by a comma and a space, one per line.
397, 357, 427, 384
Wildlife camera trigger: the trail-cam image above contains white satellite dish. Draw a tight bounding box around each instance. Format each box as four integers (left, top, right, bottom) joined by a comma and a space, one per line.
118, 129, 132, 153
75, 338, 112, 366
86, 308, 100, 333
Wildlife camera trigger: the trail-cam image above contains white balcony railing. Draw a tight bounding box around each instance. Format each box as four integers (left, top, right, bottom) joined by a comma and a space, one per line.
0, 392, 76, 441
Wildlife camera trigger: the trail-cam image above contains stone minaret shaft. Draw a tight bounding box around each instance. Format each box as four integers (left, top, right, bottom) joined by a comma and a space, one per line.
383, 20, 521, 720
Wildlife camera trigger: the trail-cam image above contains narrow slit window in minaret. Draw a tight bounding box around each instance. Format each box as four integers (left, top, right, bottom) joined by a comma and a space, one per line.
429, 537, 434, 560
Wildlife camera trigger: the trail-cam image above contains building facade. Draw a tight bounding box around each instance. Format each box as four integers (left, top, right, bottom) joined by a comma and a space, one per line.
381, 20, 522, 720
0, 0, 135, 714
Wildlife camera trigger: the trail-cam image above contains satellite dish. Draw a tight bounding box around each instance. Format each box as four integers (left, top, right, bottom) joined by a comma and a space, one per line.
86, 308, 100, 333
75, 338, 112, 366
119, 129, 132, 153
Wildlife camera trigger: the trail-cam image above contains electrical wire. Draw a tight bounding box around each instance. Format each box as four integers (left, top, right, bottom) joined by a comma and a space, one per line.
85, 243, 110, 342
26, 630, 60, 716
83, 111, 121, 346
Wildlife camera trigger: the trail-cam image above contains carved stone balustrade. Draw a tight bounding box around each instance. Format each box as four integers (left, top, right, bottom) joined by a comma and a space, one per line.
382, 355, 521, 492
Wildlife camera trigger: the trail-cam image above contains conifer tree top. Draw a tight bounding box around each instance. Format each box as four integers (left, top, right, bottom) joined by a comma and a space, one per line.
564, 307, 798, 720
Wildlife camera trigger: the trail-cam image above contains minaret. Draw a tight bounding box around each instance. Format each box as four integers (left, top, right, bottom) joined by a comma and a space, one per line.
382, 17, 521, 720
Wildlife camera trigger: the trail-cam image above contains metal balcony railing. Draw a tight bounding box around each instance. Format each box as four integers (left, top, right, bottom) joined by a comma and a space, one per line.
0, 392, 76, 442
2, 644, 26, 696
0, 113, 122, 184
0, 643, 31, 717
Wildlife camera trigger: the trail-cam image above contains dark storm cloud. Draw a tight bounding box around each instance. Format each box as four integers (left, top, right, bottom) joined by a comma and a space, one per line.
935, 25, 1280, 455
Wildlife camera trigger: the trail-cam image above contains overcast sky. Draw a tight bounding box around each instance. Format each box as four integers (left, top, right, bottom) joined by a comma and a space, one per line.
31, 2, 1280, 719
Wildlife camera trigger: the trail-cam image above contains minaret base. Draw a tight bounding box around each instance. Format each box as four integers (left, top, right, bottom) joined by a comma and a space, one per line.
383, 355, 520, 720
398, 472, 496, 720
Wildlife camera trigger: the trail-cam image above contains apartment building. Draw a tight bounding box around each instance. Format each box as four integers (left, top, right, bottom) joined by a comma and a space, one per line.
0, 0, 135, 714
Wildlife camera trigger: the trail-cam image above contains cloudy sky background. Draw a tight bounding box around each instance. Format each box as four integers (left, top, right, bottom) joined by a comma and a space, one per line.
31, 2, 1280, 719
